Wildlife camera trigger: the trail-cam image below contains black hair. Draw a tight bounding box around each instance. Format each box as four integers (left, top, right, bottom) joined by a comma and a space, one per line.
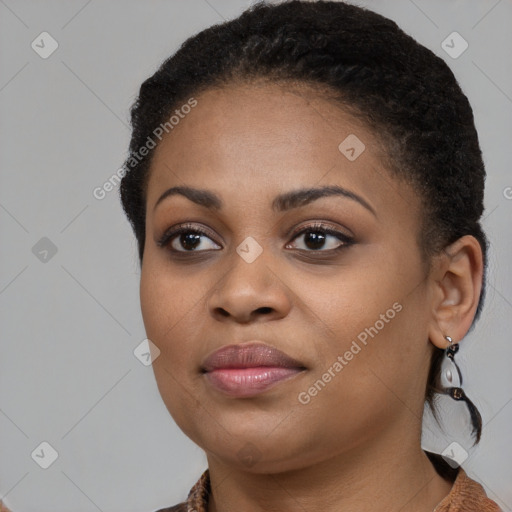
119, 0, 487, 445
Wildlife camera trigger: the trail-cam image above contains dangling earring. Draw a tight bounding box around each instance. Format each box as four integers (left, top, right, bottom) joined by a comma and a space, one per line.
443, 335, 464, 399
439, 335, 482, 444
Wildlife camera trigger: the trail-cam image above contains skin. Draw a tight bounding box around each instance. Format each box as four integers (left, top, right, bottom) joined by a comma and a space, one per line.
140, 81, 483, 512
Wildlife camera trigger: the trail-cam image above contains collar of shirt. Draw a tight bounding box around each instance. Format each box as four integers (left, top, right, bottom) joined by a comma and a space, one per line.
178, 466, 502, 512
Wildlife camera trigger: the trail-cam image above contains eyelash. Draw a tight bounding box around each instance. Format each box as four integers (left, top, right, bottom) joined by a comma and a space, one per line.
157, 221, 354, 255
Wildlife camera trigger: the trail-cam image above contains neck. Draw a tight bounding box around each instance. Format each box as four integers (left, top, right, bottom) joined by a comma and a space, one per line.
206, 423, 454, 512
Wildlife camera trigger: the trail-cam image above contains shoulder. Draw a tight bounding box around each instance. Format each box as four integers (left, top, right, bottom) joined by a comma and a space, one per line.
153, 468, 210, 512
436, 467, 502, 512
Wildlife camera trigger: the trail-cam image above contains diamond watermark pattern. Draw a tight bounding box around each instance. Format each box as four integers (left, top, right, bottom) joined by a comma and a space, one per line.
338, 134, 366, 161
134, 338, 161, 366
31, 32, 59, 59
441, 441, 468, 468
441, 32, 468, 59
31, 441, 59, 469
236, 236, 263, 263
237, 442, 262, 468
32, 237, 58, 263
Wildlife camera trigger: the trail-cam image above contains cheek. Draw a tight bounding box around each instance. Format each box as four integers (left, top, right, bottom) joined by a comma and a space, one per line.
139, 253, 217, 375
139, 257, 204, 431
293, 254, 403, 343
139, 256, 192, 364
295, 249, 429, 393
140, 260, 167, 346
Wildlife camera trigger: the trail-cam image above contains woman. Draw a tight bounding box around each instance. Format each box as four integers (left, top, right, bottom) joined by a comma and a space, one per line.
116, 1, 501, 511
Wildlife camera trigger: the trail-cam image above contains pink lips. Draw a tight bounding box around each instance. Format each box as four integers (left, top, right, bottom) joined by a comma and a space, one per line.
201, 342, 306, 398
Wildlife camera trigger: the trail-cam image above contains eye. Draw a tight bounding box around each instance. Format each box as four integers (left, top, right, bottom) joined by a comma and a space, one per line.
285, 222, 353, 252
157, 223, 221, 252
157, 221, 353, 255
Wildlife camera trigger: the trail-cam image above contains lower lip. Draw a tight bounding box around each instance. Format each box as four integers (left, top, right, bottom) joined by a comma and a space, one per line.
204, 367, 303, 397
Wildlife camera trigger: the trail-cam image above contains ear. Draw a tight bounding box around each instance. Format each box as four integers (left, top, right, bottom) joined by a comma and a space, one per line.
428, 235, 483, 349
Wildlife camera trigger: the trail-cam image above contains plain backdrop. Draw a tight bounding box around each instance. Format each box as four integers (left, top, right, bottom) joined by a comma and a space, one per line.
1, 0, 511, 511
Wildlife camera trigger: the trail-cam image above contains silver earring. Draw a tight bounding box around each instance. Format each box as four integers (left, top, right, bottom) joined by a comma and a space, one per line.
443, 335, 462, 386
442, 335, 464, 400
435, 335, 483, 444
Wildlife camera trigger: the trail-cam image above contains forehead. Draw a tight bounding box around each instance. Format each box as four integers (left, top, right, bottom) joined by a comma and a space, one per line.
145, 81, 417, 220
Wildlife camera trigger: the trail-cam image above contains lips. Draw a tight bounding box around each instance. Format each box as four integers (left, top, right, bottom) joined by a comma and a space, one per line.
201, 342, 306, 397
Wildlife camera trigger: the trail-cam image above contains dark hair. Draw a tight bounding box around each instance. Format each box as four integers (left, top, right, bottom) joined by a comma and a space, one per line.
119, 0, 487, 444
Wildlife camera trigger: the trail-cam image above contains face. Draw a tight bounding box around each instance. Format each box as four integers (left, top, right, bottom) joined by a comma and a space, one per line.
140, 81, 434, 473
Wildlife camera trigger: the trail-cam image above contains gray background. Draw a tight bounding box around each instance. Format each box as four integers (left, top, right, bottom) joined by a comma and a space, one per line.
0, 0, 511, 510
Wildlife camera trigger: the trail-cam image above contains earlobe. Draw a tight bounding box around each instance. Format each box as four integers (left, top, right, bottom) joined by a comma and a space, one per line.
428, 235, 483, 349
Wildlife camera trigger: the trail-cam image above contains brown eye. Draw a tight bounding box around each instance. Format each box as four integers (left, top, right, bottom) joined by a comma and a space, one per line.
286, 223, 354, 252
158, 224, 221, 252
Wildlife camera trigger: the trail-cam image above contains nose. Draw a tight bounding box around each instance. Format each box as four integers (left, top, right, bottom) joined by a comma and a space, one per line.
207, 243, 292, 324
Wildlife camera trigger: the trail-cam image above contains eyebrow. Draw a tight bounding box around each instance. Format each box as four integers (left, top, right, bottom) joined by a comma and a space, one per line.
153, 184, 376, 216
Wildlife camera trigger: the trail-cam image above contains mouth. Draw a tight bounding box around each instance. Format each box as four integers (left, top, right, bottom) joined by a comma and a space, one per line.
201, 341, 307, 398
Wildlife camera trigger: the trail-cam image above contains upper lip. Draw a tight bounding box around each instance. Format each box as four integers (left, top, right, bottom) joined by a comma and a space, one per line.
201, 341, 306, 372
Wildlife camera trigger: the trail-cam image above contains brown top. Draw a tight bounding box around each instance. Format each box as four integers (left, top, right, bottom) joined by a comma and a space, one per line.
154, 453, 503, 512
0, 453, 502, 512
